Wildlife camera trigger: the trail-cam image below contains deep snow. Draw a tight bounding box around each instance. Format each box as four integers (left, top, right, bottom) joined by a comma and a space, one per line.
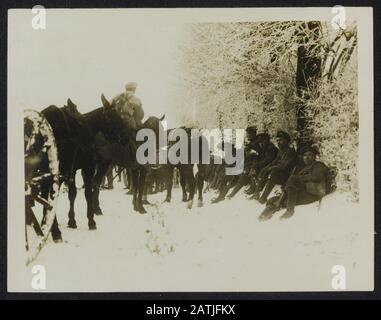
32, 179, 372, 292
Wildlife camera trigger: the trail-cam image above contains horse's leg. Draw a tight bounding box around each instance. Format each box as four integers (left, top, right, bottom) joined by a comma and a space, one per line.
141, 168, 151, 205
179, 166, 188, 202
83, 166, 96, 230
184, 165, 196, 209
127, 168, 134, 194
67, 175, 78, 229
203, 167, 211, 193
122, 168, 129, 189
211, 166, 220, 189
151, 171, 158, 194
164, 166, 174, 203
136, 168, 147, 214
142, 182, 151, 205
196, 164, 205, 207
92, 161, 111, 216
106, 165, 114, 189
173, 168, 180, 188
131, 169, 139, 211
117, 166, 122, 182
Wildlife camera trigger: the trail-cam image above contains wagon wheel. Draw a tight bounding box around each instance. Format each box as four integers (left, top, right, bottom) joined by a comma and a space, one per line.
24, 110, 60, 266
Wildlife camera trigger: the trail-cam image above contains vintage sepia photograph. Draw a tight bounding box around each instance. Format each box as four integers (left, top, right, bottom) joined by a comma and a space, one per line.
7, 7, 374, 292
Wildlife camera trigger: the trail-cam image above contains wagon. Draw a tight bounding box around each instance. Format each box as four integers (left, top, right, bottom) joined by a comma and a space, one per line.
24, 110, 60, 265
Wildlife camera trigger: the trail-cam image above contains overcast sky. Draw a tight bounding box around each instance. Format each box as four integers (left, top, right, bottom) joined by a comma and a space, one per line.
9, 9, 184, 126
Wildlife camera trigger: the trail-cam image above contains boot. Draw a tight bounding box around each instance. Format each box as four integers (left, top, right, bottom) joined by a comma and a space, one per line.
211, 196, 224, 204
280, 209, 294, 220
258, 205, 278, 221
258, 180, 275, 204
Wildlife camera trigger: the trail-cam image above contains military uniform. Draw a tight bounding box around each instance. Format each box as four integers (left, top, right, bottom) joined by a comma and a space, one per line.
250, 138, 278, 175
254, 131, 297, 203
259, 146, 329, 221
228, 134, 278, 199
284, 160, 329, 211
112, 82, 144, 131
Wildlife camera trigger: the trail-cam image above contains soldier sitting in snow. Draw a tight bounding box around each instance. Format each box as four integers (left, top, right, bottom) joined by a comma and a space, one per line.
227, 132, 278, 199
258, 146, 329, 221
210, 127, 257, 203
251, 130, 297, 204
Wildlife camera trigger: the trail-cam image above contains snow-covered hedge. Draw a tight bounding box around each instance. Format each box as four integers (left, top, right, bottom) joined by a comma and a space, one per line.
304, 59, 358, 199
174, 21, 358, 199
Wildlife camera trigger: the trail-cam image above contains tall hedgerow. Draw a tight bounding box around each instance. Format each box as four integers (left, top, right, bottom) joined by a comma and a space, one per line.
174, 21, 358, 199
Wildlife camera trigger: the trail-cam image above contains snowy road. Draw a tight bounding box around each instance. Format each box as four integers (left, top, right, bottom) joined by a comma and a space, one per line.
34, 181, 371, 292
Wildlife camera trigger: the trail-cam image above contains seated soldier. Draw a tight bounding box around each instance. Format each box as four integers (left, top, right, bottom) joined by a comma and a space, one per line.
216, 127, 259, 199
251, 130, 297, 204
228, 133, 278, 198
246, 126, 257, 146
242, 126, 260, 171
258, 146, 329, 221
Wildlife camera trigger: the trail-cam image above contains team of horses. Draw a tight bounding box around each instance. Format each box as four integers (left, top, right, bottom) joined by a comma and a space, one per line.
37, 95, 212, 241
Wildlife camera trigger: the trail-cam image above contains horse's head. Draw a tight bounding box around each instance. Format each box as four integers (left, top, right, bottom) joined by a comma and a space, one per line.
100, 93, 135, 138
143, 114, 165, 138
64, 98, 80, 116
141, 115, 165, 168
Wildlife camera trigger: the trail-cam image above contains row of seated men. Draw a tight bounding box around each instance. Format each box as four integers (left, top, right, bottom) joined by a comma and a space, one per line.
209, 127, 334, 220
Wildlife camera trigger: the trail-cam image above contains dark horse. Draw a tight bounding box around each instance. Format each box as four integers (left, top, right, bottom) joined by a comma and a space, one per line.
40, 97, 131, 236
158, 127, 209, 209
91, 95, 165, 214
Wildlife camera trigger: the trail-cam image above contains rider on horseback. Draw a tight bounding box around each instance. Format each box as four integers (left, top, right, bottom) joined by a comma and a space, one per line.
112, 82, 144, 131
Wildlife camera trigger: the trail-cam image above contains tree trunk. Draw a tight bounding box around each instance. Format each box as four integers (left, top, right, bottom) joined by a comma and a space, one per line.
295, 22, 322, 151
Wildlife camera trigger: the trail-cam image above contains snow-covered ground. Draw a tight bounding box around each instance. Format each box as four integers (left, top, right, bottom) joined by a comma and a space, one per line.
33, 179, 372, 292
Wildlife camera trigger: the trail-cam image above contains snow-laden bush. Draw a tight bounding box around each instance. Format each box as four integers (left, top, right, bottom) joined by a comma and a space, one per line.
304, 56, 358, 199
175, 22, 300, 135
174, 21, 358, 199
